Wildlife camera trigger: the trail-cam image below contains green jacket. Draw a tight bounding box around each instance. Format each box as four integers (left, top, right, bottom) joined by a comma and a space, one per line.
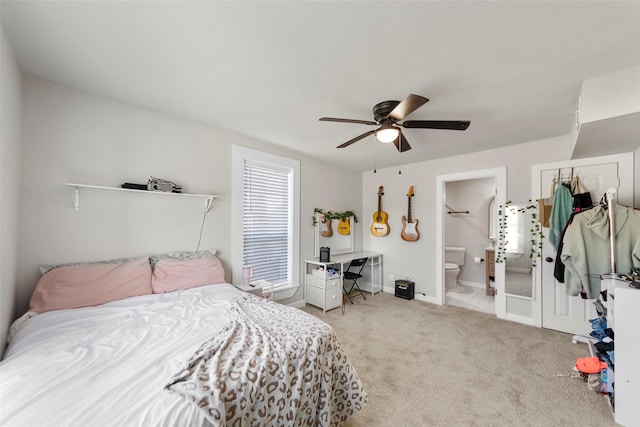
560, 205, 640, 298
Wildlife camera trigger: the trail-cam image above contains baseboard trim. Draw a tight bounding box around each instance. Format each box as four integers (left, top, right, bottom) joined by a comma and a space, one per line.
502, 312, 535, 326
382, 286, 440, 305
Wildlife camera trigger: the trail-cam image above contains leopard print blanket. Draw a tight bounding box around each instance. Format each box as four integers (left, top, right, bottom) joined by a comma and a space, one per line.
165, 294, 366, 426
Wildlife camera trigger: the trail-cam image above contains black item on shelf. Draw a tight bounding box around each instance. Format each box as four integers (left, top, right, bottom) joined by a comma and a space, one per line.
395, 279, 415, 300
122, 183, 148, 190
319, 247, 330, 263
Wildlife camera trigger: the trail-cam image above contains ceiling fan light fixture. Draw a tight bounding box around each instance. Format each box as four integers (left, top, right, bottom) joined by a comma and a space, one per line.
322, 93, 469, 152
375, 124, 400, 143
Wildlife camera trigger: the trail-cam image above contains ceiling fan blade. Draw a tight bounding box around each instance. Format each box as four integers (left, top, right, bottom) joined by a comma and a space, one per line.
402, 120, 470, 130
337, 130, 376, 148
388, 94, 429, 121
393, 132, 412, 152
320, 117, 378, 126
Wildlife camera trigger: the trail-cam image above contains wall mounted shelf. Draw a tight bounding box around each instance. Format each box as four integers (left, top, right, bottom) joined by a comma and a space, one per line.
66, 183, 219, 212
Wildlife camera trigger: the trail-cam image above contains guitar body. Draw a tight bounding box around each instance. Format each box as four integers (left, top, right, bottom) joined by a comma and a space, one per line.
337, 218, 351, 235
371, 210, 390, 237
401, 185, 420, 241
320, 219, 333, 237
371, 186, 390, 237
401, 216, 420, 241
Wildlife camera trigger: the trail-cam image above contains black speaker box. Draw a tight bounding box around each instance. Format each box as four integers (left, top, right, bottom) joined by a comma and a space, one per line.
319, 247, 330, 263
395, 280, 415, 300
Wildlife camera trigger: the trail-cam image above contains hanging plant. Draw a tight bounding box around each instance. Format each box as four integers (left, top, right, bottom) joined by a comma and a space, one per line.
496, 200, 544, 266
311, 208, 358, 226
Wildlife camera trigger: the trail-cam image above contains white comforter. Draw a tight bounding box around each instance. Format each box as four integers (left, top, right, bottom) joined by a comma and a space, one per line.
0, 284, 247, 426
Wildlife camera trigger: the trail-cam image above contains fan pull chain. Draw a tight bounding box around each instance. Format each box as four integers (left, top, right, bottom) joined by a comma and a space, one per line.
398, 153, 402, 175
373, 137, 377, 173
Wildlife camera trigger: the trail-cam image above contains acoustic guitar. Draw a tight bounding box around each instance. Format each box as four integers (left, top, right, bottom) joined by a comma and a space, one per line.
401, 186, 420, 241
320, 218, 333, 237
371, 186, 390, 237
337, 218, 351, 235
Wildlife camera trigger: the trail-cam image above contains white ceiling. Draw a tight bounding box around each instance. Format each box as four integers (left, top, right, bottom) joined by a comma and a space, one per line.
2, 1, 640, 171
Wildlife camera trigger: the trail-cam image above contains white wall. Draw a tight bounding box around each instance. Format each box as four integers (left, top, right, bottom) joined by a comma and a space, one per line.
362, 135, 572, 300
0, 26, 23, 353
16, 75, 362, 318
445, 177, 495, 285
636, 146, 640, 208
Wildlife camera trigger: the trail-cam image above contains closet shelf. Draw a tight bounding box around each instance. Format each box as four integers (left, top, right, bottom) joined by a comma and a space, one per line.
66, 183, 219, 212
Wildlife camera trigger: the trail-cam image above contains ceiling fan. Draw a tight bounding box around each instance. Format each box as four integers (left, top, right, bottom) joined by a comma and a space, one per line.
319, 94, 470, 152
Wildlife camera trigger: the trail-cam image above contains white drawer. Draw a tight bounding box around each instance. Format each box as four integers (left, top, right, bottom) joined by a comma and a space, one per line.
325, 287, 342, 310
305, 283, 325, 307
305, 274, 340, 288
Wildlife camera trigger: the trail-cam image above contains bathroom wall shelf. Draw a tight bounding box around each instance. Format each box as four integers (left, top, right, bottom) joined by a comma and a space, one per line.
65, 183, 219, 212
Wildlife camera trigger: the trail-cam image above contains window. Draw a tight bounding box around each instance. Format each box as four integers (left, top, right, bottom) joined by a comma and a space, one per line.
232, 146, 300, 295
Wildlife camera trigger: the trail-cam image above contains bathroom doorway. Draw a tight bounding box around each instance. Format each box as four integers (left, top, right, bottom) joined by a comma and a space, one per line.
444, 178, 496, 314
435, 167, 507, 318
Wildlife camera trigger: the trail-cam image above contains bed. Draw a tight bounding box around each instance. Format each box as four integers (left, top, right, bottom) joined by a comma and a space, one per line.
0, 253, 366, 426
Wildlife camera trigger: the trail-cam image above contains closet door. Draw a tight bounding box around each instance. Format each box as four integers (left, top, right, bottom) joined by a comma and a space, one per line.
533, 153, 633, 336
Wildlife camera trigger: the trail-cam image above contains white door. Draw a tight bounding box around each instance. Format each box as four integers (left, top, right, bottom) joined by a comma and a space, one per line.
533, 153, 634, 336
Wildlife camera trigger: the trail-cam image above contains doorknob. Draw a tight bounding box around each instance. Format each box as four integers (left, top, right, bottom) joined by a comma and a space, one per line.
545, 256, 554, 263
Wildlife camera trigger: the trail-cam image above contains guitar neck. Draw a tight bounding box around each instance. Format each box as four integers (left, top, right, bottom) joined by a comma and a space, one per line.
376, 195, 382, 221
407, 197, 412, 222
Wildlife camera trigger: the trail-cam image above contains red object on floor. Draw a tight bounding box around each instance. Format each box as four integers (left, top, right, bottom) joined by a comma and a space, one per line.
575, 356, 607, 374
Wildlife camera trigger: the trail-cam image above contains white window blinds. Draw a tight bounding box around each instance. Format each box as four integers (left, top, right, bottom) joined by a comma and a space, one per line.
242, 160, 292, 287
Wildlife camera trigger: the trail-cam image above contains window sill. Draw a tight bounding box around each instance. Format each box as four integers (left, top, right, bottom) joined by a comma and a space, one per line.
265, 284, 300, 300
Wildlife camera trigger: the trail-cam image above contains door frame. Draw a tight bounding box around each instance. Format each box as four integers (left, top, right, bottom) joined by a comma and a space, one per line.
435, 167, 507, 319
531, 152, 635, 329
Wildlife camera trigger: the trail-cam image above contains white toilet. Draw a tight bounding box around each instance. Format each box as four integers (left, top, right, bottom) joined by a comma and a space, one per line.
445, 247, 466, 290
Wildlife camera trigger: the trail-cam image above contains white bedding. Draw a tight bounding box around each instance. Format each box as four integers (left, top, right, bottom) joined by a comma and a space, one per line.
0, 284, 248, 426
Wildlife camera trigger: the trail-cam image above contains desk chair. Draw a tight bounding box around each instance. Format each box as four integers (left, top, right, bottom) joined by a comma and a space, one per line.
343, 257, 368, 304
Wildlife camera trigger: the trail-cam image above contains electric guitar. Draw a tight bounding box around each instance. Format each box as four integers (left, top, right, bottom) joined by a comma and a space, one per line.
337, 218, 351, 235
370, 186, 390, 236
401, 186, 420, 241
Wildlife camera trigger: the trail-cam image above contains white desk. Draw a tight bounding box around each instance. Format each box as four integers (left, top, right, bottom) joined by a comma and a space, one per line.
304, 252, 383, 313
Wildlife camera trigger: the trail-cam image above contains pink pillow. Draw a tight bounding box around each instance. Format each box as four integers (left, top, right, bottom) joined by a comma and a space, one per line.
29, 257, 152, 313
151, 256, 226, 293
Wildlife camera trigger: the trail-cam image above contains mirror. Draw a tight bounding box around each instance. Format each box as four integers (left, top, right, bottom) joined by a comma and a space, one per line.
502, 203, 534, 298
314, 214, 355, 258
488, 196, 497, 240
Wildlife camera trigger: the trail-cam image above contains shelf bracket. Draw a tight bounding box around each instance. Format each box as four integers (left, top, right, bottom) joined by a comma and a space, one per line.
205, 196, 216, 213
71, 186, 80, 211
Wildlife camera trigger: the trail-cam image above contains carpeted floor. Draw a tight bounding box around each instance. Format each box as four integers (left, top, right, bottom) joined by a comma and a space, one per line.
302, 292, 616, 427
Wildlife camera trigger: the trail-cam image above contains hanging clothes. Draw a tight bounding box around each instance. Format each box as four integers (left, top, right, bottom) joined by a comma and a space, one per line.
560, 205, 640, 298
570, 175, 593, 211
548, 183, 573, 251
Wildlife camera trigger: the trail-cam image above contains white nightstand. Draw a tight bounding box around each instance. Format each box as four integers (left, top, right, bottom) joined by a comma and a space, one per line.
234, 283, 264, 296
